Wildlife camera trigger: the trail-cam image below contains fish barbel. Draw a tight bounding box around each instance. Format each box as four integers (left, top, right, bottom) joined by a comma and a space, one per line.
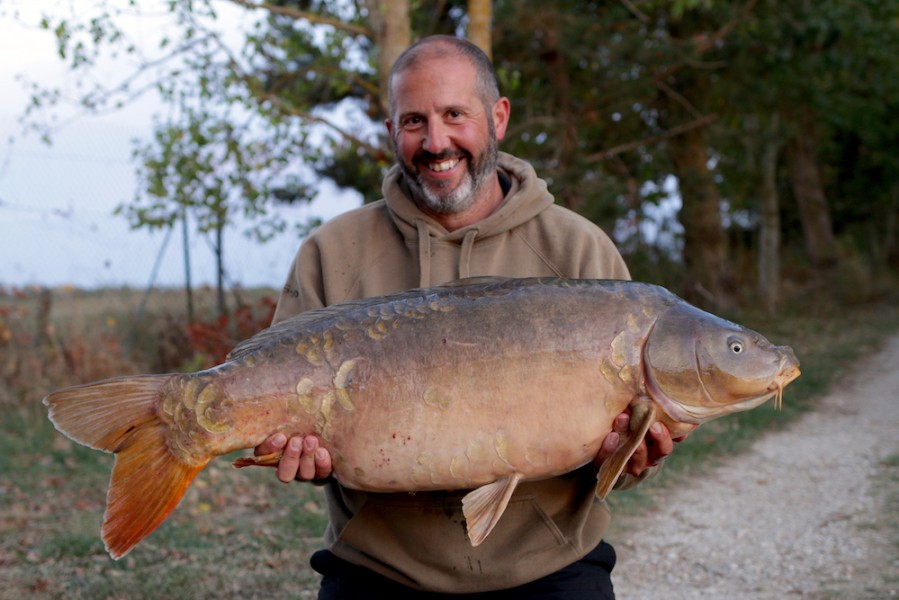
44, 277, 800, 559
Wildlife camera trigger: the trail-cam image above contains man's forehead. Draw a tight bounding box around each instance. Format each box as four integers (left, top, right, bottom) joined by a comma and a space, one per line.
392, 59, 480, 109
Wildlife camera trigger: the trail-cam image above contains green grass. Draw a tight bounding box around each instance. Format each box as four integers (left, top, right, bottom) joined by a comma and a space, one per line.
882, 452, 899, 564
0, 408, 326, 599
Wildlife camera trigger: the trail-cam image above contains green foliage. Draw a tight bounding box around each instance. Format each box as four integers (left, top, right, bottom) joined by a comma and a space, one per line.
712, 0, 899, 273
6, 0, 899, 300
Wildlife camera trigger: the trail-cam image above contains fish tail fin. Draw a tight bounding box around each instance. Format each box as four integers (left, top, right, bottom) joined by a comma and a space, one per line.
44, 375, 208, 559
103, 421, 208, 559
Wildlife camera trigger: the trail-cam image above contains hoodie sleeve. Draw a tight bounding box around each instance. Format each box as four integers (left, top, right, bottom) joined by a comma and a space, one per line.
271, 236, 327, 324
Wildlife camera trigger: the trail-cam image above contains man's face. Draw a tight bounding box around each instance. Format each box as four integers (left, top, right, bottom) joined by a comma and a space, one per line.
387, 58, 508, 215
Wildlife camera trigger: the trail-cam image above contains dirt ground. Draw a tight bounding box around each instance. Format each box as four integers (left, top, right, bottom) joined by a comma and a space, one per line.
611, 335, 899, 599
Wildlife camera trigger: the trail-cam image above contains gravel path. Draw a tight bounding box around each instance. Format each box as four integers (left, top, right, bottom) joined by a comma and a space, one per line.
611, 334, 899, 600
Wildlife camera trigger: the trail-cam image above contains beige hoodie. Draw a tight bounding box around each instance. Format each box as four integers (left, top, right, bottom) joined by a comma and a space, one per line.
272, 152, 639, 592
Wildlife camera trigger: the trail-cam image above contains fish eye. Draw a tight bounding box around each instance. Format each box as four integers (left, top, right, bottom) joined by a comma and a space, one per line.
728, 337, 745, 354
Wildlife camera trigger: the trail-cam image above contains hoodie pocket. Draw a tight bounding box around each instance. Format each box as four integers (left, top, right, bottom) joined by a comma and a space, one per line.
336, 492, 580, 593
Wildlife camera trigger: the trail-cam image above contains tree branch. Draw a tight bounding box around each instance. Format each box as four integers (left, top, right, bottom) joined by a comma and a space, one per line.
653, 0, 759, 82
655, 79, 704, 120
252, 86, 388, 161
618, 0, 650, 24
693, 0, 759, 54
584, 113, 718, 162
225, 0, 372, 37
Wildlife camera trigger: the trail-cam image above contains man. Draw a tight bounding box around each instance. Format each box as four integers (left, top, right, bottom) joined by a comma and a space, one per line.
255, 35, 678, 599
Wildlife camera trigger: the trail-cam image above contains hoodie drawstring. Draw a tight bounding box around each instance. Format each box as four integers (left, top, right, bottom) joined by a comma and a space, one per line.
459, 229, 478, 280
416, 220, 479, 285
416, 220, 432, 287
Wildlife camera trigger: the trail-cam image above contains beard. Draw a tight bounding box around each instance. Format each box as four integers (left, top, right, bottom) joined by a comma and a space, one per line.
395, 130, 498, 216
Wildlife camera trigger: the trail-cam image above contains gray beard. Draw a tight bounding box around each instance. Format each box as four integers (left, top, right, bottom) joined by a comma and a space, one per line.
396, 138, 498, 216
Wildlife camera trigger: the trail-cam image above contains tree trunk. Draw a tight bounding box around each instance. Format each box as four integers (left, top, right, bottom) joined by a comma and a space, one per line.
365, 0, 411, 118
181, 204, 195, 324
533, 7, 580, 212
215, 210, 227, 318
757, 125, 781, 315
786, 132, 839, 267
467, 0, 492, 58
668, 126, 733, 310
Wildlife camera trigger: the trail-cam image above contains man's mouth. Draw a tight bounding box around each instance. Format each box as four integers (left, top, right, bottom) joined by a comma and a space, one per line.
427, 158, 460, 172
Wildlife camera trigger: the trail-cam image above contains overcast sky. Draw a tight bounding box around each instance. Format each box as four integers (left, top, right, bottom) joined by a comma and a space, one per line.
0, 1, 362, 290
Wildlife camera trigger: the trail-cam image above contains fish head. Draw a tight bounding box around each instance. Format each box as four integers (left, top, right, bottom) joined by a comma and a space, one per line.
644, 303, 800, 424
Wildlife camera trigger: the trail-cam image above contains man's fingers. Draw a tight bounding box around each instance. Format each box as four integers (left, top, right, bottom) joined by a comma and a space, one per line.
298, 436, 319, 480
314, 447, 333, 480
625, 441, 648, 476
613, 412, 629, 434
255, 432, 287, 457
648, 422, 674, 463
277, 436, 303, 483
594, 431, 620, 467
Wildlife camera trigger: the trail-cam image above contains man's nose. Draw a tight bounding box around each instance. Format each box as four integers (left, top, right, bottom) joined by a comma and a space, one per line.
422, 120, 450, 153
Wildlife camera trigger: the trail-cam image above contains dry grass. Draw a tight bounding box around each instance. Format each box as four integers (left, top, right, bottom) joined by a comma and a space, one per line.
0, 284, 326, 599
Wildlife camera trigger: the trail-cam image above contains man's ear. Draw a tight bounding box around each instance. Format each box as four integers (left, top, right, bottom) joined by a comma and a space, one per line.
385, 118, 394, 137
492, 97, 511, 141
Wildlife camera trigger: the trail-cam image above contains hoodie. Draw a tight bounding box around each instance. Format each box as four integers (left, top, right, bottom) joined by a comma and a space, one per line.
272, 152, 637, 592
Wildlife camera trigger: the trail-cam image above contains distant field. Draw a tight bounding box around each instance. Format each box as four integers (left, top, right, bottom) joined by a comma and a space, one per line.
1, 285, 897, 599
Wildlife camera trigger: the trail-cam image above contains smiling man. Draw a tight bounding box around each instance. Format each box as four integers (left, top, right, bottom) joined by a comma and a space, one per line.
387, 44, 508, 224
257, 35, 678, 599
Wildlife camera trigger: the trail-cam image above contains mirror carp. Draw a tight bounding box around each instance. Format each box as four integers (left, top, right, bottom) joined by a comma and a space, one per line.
44, 277, 800, 559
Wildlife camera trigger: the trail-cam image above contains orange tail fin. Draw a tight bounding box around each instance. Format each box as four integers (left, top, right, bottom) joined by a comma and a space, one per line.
44, 375, 209, 559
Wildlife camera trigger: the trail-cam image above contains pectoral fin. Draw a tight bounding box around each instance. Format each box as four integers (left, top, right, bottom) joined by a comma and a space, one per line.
461, 473, 523, 546
595, 400, 658, 500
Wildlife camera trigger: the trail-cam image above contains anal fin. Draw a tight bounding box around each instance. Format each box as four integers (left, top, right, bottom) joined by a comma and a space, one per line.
461, 473, 522, 546
595, 400, 658, 500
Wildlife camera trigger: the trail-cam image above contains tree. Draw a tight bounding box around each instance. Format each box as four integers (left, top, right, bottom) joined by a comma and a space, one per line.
8, 0, 898, 308
9, 0, 404, 312
715, 0, 899, 293
492, 0, 748, 308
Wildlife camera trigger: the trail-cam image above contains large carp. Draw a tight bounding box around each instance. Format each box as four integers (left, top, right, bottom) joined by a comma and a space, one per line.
44, 277, 799, 559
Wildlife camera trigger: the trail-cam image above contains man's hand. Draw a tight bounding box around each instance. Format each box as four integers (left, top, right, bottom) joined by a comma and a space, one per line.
255, 433, 333, 483
593, 411, 685, 478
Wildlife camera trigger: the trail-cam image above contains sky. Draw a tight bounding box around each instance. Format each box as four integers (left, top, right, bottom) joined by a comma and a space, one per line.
0, 1, 363, 290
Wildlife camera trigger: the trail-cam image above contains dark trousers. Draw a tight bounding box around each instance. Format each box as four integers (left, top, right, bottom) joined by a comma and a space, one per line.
312, 540, 617, 599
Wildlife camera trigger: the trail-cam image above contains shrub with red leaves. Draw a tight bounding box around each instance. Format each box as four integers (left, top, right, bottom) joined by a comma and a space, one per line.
186, 297, 277, 367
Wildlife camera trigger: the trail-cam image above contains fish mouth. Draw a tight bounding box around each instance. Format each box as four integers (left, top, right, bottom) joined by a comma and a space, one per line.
768, 354, 801, 411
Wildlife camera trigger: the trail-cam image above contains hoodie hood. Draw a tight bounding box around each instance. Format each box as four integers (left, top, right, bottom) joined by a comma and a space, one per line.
383, 152, 556, 286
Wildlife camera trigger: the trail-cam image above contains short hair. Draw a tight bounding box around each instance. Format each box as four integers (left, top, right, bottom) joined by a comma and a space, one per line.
387, 35, 501, 120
